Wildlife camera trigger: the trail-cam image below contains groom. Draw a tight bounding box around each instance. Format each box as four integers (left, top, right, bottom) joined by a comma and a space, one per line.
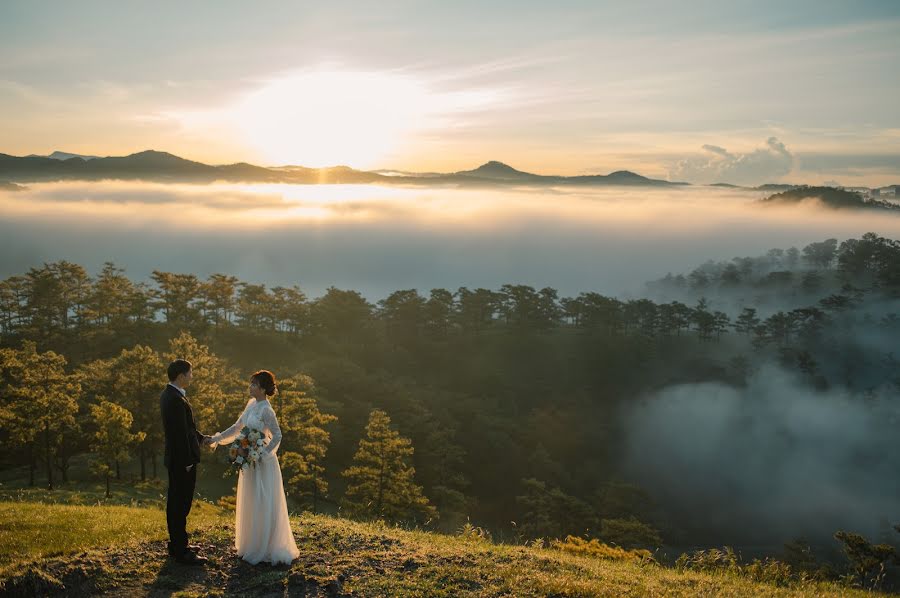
160, 359, 213, 565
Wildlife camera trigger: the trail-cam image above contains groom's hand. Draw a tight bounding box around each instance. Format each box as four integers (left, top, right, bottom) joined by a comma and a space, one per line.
185, 464, 194, 472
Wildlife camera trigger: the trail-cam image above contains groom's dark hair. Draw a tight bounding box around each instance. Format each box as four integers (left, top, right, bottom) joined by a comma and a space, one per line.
167, 359, 192, 382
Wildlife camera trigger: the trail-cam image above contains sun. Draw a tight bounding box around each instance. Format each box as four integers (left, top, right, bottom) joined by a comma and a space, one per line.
229, 70, 432, 168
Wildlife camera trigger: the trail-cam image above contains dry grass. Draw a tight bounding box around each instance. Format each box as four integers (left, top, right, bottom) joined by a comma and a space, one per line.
0, 500, 884, 597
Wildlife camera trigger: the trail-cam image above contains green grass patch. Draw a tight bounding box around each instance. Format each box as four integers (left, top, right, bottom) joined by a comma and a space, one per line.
0, 500, 227, 568
0, 501, 887, 597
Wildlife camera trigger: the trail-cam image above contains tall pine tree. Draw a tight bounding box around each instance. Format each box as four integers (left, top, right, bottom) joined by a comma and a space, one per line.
12, 343, 80, 490
111, 344, 163, 480
90, 400, 145, 498
341, 409, 436, 524
280, 389, 338, 512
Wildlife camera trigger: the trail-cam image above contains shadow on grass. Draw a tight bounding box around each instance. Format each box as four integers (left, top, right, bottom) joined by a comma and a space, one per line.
147, 541, 338, 598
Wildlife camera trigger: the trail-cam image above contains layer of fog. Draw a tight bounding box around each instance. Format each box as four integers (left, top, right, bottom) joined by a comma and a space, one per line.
622, 365, 900, 547
2, 181, 900, 300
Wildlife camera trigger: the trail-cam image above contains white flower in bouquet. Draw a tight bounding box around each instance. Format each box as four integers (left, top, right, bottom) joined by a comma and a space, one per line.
224, 426, 267, 476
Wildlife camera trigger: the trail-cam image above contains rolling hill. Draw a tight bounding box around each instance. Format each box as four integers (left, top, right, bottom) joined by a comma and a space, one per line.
760, 186, 900, 211
0, 150, 684, 188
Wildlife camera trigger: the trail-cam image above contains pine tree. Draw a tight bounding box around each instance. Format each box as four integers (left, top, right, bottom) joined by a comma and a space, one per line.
0, 347, 37, 485
88, 262, 144, 328
515, 477, 596, 540
734, 307, 760, 336
11, 342, 81, 490
341, 409, 436, 524
111, 345, 163, 480
90, 400, 145, 498
202, 273, 239, 329
151, 271, 203, 327
280, 389, 337, 512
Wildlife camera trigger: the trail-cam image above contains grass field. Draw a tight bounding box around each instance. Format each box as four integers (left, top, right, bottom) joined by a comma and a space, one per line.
0, 495, 884, 598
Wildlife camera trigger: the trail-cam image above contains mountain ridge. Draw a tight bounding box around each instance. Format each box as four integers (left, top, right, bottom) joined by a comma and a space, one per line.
0, 151, 683, 187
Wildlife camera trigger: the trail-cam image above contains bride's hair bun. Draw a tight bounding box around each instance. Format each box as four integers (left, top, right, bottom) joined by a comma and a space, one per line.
251, 369, 277, 397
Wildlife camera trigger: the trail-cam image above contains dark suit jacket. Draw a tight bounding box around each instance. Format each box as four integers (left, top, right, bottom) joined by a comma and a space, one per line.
160, 384, 207, 469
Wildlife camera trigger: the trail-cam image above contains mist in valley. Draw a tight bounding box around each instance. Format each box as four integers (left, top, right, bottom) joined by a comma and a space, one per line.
2, 181, 900, 301
622, 365, 900, 549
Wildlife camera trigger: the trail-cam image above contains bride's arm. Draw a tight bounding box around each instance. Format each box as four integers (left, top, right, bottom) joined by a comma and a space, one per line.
262, 406, 282, 458
211, 399, 252, 446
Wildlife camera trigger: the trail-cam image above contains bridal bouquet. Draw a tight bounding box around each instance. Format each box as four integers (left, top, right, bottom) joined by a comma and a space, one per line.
226, 426, 267, 473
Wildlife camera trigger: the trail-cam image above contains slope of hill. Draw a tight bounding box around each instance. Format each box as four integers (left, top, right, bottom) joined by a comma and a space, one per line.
0, 151, 683, 187
0, 500, 880, 597
760, 186, 900, 211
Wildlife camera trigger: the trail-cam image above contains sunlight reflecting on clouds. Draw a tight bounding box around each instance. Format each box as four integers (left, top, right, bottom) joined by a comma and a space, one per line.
5, 181, 900, 235
2, 181, 900, 298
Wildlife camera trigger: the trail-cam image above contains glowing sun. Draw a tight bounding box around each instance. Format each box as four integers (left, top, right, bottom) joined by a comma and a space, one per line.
229, 70, 434, 168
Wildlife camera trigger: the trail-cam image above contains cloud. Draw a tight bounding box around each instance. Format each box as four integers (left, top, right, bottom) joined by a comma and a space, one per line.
669, 137, 794, 185
621, 365, 900, 545
2, 181, 899, 301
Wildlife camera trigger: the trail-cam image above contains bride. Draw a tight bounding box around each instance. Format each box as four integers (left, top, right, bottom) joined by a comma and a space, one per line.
211, 370, 300, 565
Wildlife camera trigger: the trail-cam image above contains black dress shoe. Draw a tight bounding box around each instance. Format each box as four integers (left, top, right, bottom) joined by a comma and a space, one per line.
168, 544, 202, 557
174, 550, 208, 566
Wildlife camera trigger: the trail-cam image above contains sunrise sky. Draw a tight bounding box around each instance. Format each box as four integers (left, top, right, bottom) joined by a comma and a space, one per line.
2, 0, 899, 185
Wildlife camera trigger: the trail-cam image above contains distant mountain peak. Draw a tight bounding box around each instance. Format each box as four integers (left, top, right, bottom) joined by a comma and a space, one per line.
458, 161, 538, 180
471, 161, 520, 173
606, 170, 647, 180
127, 149, 180, 159
117, 150, 210, 169
479, 160, 514, 169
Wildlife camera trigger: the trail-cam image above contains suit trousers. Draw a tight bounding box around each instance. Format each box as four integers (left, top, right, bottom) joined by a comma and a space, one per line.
166, 463, 197, 555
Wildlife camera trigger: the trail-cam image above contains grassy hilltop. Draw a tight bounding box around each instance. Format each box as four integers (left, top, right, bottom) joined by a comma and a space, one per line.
0, 495, 881, 598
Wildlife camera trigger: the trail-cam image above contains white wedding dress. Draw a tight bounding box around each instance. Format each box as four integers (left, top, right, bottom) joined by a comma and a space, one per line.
212, 398, 300, 565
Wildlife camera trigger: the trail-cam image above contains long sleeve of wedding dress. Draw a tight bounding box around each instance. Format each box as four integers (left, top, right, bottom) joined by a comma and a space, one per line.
260, 405, 282, 458
211, 399, 253, 446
